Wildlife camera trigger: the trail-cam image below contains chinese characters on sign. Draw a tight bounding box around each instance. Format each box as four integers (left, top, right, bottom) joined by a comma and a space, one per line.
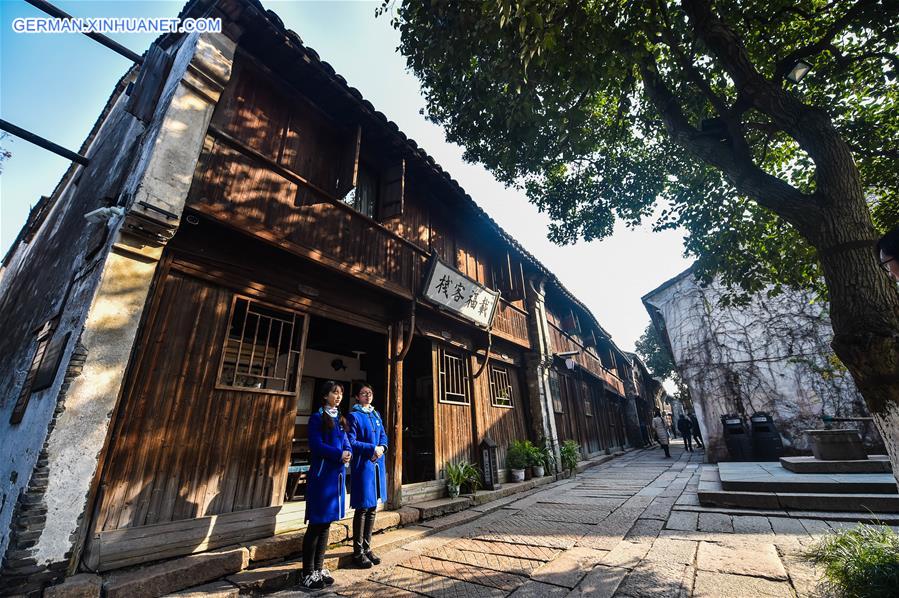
423, 257, 500, 328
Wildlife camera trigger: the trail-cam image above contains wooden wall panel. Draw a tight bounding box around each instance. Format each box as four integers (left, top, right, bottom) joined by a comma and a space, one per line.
95, 271, 297, 532
471, 360, 528, 468
433, 344, 474, 474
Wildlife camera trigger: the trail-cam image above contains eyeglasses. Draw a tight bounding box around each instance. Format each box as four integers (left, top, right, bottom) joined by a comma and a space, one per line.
358, 390, 373, 397
880, 257, 896, 272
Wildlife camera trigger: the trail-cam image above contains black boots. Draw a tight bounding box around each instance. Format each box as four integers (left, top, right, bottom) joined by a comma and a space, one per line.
352, 507, 380, 567
362, 508, 380, 564
352, 509, 373, 568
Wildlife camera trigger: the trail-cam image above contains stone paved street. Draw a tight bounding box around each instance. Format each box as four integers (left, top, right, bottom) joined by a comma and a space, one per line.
274, 441, 848, 597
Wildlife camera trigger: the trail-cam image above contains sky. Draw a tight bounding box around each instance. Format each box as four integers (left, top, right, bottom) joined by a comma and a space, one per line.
0, 0, 691, 359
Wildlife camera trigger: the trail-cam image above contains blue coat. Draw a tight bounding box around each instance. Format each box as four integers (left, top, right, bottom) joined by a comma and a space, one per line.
305, 409, 352, 524
347, 405, 389, 508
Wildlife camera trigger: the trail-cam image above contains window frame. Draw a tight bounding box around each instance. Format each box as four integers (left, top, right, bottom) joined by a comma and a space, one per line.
549, 370, 564, 414
488, 364, 515, 409
343, 162, 378, 219
437, 346, 471, 405
215, 295, 306, 396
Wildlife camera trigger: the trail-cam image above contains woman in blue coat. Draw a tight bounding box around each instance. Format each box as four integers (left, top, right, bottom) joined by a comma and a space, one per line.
347, 383, 388, 568
301, 380, 351, 589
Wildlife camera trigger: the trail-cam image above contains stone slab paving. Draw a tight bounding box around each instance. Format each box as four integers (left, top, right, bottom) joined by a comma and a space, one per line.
293, 441, 839, 597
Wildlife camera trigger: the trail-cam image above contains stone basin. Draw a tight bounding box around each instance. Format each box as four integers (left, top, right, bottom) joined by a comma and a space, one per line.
806, 429, 867, 461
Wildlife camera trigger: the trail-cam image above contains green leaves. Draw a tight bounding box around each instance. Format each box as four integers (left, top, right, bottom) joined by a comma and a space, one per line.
390, 0, 899, 301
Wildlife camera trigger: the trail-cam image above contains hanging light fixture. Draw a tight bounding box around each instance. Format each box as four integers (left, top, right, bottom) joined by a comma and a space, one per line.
785, 59, 812, 83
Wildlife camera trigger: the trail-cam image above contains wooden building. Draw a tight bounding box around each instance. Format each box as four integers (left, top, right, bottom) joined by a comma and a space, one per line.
0, 0, 637, 590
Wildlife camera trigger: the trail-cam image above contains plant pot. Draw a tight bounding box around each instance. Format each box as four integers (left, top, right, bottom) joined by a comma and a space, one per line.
447, 483, 460, 498
524, 467, 533, 480
510, 468, 525, 482
532, 465, 545, 477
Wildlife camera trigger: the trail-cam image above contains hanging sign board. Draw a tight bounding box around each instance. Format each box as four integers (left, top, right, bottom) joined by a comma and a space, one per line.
422, 255, 500, 329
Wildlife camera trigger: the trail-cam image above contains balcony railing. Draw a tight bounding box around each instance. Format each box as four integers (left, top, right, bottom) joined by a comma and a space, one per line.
187, 133, 428, 299
548, 323, 625, 395
492, 300, 530, 348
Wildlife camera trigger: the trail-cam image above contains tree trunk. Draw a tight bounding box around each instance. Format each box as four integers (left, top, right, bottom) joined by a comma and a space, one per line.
812, 196, 899, 486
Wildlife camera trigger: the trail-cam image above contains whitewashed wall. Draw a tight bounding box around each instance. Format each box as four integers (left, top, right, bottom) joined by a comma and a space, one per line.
644, 272, 878, 461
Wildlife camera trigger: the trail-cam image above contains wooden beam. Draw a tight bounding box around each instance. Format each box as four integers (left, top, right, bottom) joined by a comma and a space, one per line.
0, 118, 90, 165
24, 0, 144, 64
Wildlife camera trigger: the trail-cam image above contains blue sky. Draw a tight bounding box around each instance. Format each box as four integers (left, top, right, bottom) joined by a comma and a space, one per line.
0, 0, 690, 358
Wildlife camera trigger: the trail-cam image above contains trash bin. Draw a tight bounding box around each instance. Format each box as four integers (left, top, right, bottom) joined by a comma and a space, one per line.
720, 414, 752, 461
749, 411, 784, 461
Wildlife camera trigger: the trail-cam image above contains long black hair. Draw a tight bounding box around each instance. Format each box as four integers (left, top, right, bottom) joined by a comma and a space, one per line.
319, 380, 348, 437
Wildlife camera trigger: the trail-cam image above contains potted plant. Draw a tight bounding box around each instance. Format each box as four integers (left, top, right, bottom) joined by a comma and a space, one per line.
528, 442, 545, 477
444, 461, 464, 498
445, 461, 481, 498
506, 440, 529, 482
538, 437, 556, 476
560, 440, 581, 478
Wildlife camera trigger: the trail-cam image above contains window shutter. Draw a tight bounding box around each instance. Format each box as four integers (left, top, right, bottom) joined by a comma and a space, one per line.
335, 124, 361, 198
378, 159, 405, 220
126, 44, 175, 123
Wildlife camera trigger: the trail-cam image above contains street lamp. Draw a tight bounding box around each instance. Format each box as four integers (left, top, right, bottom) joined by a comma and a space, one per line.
785, 59, 812, 83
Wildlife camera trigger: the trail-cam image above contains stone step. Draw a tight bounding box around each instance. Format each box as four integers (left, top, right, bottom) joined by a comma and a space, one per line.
780, 455, 892, 474
717, 461, 898, 494
699, 475, 899, 513
226, 562, 301, 594
324, 525, 434, 571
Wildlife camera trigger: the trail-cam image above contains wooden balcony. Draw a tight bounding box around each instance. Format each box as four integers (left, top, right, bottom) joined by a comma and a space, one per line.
492, 300, 531, 348
187, 132, 428, 299
548, 323, 625, 395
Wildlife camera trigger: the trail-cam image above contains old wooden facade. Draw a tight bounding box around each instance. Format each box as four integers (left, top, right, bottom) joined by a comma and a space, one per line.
0, 0, 642, 585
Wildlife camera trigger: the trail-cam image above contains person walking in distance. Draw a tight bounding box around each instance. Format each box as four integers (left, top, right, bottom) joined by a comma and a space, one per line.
347, 383, 388, 568
677, 414, 693, 452
302, 381, 352, 590
689, 412, 705, 449
652, 410, 671, 458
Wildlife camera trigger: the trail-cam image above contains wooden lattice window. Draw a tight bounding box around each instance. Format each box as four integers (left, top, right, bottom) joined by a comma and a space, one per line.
584, 396, 593, 417
438, 346, 470, 405
217, 297, 304, 394
488, 364, 514, 408
549, 370, 563, 414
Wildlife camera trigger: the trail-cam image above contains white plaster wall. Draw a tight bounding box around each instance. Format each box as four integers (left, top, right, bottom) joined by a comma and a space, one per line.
645, 274, 872, 461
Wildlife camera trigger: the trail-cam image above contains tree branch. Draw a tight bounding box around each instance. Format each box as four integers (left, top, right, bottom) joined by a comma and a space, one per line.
638, 56, 814, 231
773, 0, 884, 79
681, 0, 865, 206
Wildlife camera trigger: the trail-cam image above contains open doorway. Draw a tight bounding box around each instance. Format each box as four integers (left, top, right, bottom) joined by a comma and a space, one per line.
402, 337, 436, 483
284, 316, 386, 502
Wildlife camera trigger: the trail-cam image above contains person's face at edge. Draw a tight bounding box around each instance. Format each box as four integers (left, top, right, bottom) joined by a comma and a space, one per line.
356, 386, 373, 407
880, 250, 899, 282
324, 386, 343, 409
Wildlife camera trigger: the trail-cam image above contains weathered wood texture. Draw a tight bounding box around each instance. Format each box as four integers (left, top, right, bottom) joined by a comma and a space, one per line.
432, 344, 475, 474
471, 360, 528, 468
547, 321, 625, 395
94, 270, 297, 533
186, 54, 531, 346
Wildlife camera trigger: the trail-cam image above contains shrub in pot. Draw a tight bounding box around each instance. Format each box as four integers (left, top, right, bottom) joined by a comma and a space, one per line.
527, 442, 545, 477
445, 461, 481, 498
506, 440, 529, 482
560, 440, 581, 477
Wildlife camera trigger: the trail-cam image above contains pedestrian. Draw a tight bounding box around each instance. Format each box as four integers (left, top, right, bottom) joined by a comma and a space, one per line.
347, 383, 388, 569
689, 412, 705, 449
877, 226, 899, 282
677, 414, 693, 452
651, 410, 670, 458
302, 380, 352, 590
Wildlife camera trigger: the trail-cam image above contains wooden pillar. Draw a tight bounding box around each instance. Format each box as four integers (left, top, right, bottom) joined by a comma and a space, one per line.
386, 321, 405, 509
